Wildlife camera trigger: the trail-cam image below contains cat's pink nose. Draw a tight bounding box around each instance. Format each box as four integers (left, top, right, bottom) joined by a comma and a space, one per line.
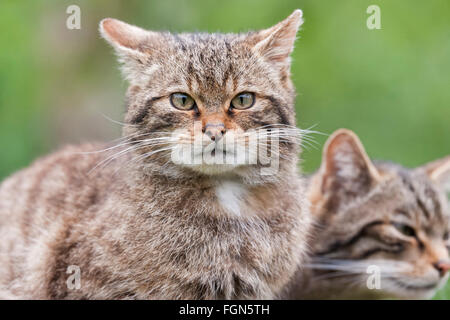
433, 260, 450, 277
203, 123, 226, 141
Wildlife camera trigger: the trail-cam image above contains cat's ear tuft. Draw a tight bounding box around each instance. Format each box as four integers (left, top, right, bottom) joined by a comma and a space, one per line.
251, 9, 303, 67
310, 129, 382, 212
421, 155, 450, 188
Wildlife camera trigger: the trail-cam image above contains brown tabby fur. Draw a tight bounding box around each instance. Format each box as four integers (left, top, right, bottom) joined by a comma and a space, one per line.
285, 129, 450, 299
0, 10, 311, 299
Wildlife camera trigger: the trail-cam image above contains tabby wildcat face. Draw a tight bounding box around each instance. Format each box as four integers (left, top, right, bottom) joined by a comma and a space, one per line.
308, 129, 450, 299
99, 11, 304, 179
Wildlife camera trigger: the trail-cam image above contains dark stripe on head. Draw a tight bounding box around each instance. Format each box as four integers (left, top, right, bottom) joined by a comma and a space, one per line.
356, 244, 404, 259
129, 96, 162, 125
316, 220, 384, 256
417, 198, 431, 220
263, 95, 291, 126
399, 171, 431, 220
248, 115, 270, 128
145, 112, 182, 133
424, 185, 443, 221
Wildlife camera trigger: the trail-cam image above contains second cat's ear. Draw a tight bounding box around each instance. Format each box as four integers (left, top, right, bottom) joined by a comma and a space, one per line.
309, 129, 382, 212
99, 18, 160, 82
249, 10, 303, 68
420, 156, 450, 194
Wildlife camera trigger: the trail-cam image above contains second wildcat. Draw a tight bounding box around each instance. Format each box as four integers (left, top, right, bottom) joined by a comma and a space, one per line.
285, 129, 450, 299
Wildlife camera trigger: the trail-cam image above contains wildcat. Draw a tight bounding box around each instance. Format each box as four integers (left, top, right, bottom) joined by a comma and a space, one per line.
285, 129, 450, 299
0, 10, 312, 299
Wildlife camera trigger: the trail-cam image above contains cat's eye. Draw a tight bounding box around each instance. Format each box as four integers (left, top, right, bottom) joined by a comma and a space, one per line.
393, 223, 416, 237
170, 93, 196, 110
444, 231, 449, 241
230, 92, 255, 110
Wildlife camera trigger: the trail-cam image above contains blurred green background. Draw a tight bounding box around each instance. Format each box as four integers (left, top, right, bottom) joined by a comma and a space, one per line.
0, 0, 449, 298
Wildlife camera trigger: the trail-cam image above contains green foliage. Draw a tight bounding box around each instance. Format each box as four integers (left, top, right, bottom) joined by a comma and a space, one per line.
0, 0, 449, 299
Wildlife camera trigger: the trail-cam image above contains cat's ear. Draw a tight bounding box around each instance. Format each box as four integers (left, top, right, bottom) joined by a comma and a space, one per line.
421, 156, 450, 194
99, 18, 158, 82
309, 129, 382, 212
249, 9, 303, 68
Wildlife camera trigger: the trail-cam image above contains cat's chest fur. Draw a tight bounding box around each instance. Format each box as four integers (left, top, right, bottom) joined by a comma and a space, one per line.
214, 180, 248, 217
112, 175, 306, 299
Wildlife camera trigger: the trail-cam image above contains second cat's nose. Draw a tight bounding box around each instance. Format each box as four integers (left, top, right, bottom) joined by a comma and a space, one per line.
203, 123, 226, 141
433, 260, 450, 277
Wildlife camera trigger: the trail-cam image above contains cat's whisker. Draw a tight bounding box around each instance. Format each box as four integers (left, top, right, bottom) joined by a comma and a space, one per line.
306, 258, 410, 283
88, 139, 176, 174
89, 131, 151, 147
88, 144, 145, 174
99, 112, 140, 128
129, 146, 176, 166
77, 131, 178, 156
78, 137, 174, 155
112, 146, 176, 175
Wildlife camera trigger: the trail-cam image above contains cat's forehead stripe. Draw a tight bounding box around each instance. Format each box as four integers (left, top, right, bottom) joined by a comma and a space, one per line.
398, 169, 445, 226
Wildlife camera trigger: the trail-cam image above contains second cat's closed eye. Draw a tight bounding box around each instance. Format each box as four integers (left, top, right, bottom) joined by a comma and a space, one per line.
393, 222, 416, 237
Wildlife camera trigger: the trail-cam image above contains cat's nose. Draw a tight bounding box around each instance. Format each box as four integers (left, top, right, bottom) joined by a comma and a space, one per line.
203, 123, 226, 141
433, 260, 450, 277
